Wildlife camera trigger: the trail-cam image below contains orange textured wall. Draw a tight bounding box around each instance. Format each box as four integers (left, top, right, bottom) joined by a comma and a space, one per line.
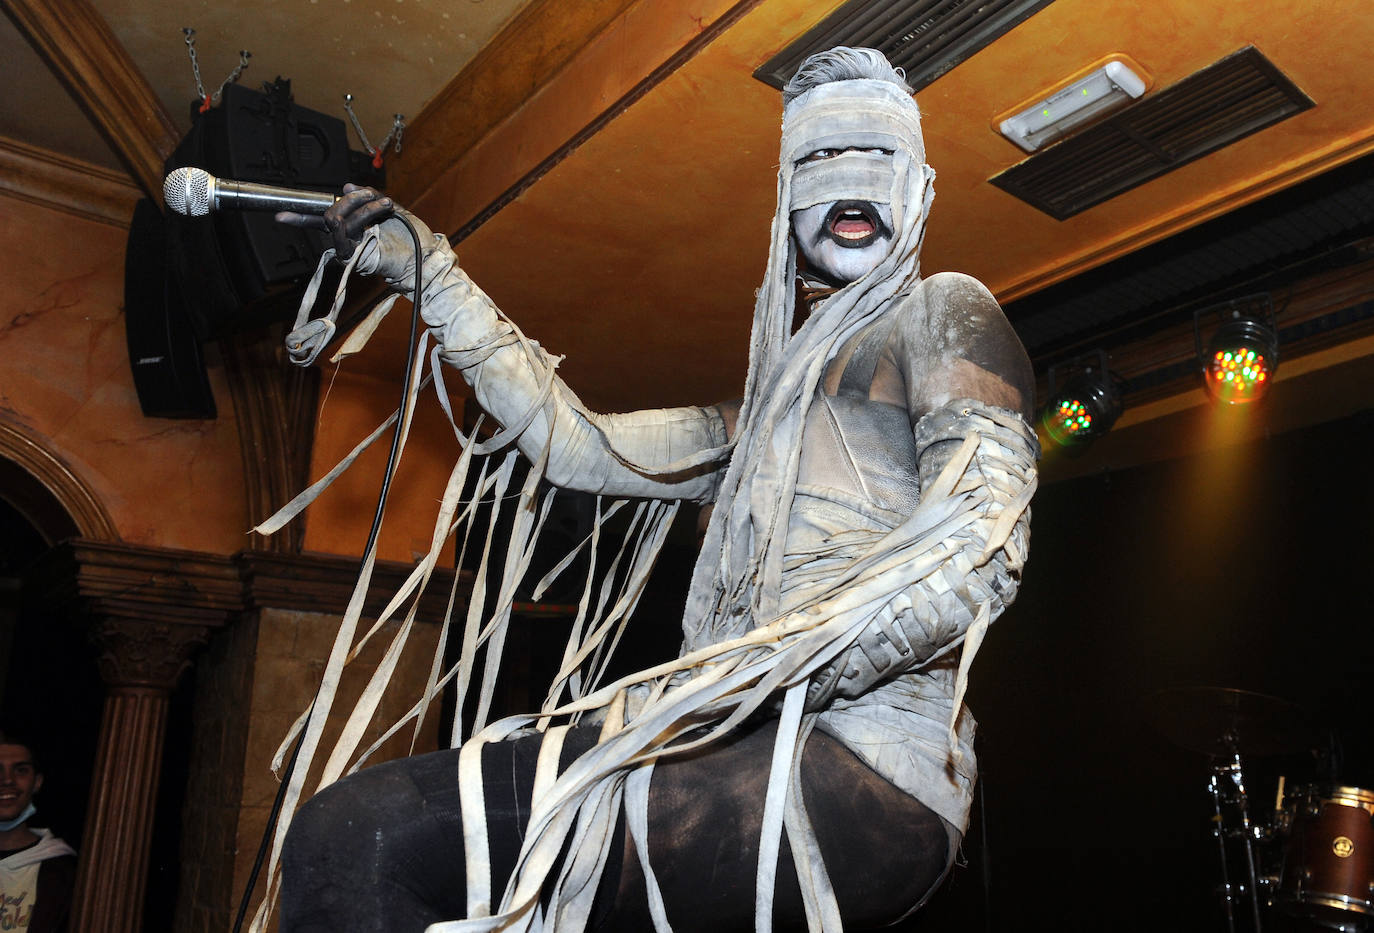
301, 365, 461, 565
0, 193, 248, 553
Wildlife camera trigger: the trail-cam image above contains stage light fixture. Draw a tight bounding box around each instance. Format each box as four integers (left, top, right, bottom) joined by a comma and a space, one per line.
1194, 296, 1279, 405
1040, 350, 1123, 448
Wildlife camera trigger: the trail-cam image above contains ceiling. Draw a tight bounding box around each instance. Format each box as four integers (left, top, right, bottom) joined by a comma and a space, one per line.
0, 0, 529, 172
4, 0, 1374, 479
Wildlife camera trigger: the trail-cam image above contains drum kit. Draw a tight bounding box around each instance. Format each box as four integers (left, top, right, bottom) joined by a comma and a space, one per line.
1148, 687, 1373, 932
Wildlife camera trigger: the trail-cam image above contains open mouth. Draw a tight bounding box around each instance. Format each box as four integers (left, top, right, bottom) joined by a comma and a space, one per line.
824, 201, 886, 249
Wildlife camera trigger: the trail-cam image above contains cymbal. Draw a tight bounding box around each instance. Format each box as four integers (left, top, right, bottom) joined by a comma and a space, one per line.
1144, 687, 1320, 757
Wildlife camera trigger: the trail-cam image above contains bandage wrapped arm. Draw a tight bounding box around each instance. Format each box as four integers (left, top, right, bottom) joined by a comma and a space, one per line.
356, 213, 727, 502
805, 399, 1037, 707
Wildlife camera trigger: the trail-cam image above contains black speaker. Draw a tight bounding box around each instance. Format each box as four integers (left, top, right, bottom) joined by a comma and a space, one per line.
124, 198, 217, 419
164, 78, 381, 340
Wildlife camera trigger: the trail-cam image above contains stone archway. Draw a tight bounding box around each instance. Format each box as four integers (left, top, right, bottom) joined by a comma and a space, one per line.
0, 415, 118, 543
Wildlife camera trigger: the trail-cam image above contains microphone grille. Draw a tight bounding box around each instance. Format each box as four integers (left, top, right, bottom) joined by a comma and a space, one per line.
164, 167, 212, 216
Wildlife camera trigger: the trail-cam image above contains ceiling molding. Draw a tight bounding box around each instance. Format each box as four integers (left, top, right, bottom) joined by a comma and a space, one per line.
389, 0, 642, 205
25, 538, 467, 626
1, 0, 179, 201
0, 134, 139, 227
237, 550, 464, 620
33, 538, 243, 622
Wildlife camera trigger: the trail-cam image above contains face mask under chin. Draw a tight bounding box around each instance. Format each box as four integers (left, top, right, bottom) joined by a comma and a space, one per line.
790, 200, 895, 286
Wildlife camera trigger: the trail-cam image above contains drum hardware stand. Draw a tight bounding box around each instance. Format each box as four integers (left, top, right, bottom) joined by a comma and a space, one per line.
1143, 688, 1326, 933
1209, 734, 1265, 933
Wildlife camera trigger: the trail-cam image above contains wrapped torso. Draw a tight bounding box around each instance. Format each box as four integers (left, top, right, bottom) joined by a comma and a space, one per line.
356, 217, 1033, 835
682, 320, 979, 829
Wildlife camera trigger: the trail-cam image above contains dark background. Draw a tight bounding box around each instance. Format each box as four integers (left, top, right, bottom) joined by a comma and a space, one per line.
916, 405, 1374, 931
563, 401, 1374, 931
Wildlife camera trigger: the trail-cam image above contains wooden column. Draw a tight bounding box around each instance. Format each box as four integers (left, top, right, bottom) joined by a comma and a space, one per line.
68, 619, 209, 933
221, 329, 320, 556
29, 541, 240, 933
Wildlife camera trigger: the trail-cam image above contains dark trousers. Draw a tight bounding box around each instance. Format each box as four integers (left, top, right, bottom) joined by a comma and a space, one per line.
280, 718, 953, 932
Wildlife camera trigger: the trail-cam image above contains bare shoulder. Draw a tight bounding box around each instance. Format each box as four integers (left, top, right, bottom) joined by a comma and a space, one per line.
895, 272, 1008, 342
923, 270, 998, 300
889, 272, 1034, 419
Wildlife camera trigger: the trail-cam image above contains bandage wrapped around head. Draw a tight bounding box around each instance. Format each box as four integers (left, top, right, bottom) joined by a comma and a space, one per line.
684, 50, 938, 647
782, 69, 926, 211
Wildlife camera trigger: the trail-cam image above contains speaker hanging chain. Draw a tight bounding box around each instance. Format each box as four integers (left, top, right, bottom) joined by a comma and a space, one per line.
182, 28, 251, 114
342, 94, 405, 169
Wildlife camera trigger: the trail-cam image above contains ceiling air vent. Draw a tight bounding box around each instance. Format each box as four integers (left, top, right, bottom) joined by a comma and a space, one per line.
754, 0, 1056, 93
991, 46, 1314, 220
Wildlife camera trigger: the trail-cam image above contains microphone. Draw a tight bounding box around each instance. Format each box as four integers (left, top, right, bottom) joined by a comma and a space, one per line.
163, 166, 339, 217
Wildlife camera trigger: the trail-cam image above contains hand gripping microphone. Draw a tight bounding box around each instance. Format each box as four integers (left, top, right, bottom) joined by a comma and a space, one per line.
163, 166, 339, 216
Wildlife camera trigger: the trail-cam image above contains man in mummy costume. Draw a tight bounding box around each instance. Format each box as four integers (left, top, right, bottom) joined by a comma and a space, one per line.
276, 47, 1037, 932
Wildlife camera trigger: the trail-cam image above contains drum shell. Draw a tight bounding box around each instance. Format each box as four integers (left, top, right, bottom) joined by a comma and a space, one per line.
1276, 786, 1374, 920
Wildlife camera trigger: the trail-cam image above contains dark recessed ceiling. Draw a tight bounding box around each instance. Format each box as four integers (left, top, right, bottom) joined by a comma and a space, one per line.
1004, 149, 1374, 375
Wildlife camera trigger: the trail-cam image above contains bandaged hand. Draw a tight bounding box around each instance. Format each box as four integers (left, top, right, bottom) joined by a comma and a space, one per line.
275, 184, 397, 261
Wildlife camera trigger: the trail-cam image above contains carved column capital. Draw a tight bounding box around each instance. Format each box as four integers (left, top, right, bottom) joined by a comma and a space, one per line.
27, 539, 241, 689
88, 616, 210, 690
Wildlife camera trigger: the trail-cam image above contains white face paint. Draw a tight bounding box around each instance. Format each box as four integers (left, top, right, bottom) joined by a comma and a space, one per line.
791, 200, 896, 285
788, 148, 897, 286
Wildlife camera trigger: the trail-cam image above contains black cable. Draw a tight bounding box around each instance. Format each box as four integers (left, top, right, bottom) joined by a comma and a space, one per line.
232, 213, 428, 932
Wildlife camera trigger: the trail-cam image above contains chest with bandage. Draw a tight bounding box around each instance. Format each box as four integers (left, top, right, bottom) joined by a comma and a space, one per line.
797, 312, 920, 517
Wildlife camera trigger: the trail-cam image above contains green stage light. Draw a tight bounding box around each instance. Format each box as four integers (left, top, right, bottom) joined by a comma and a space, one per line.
1041, 350, 1123, 449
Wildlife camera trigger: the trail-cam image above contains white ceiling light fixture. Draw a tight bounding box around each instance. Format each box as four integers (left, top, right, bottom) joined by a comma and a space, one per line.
997, 55, 1151, 152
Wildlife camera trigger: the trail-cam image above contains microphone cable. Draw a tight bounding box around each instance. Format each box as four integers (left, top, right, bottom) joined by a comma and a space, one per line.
232, 212, 427, 933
